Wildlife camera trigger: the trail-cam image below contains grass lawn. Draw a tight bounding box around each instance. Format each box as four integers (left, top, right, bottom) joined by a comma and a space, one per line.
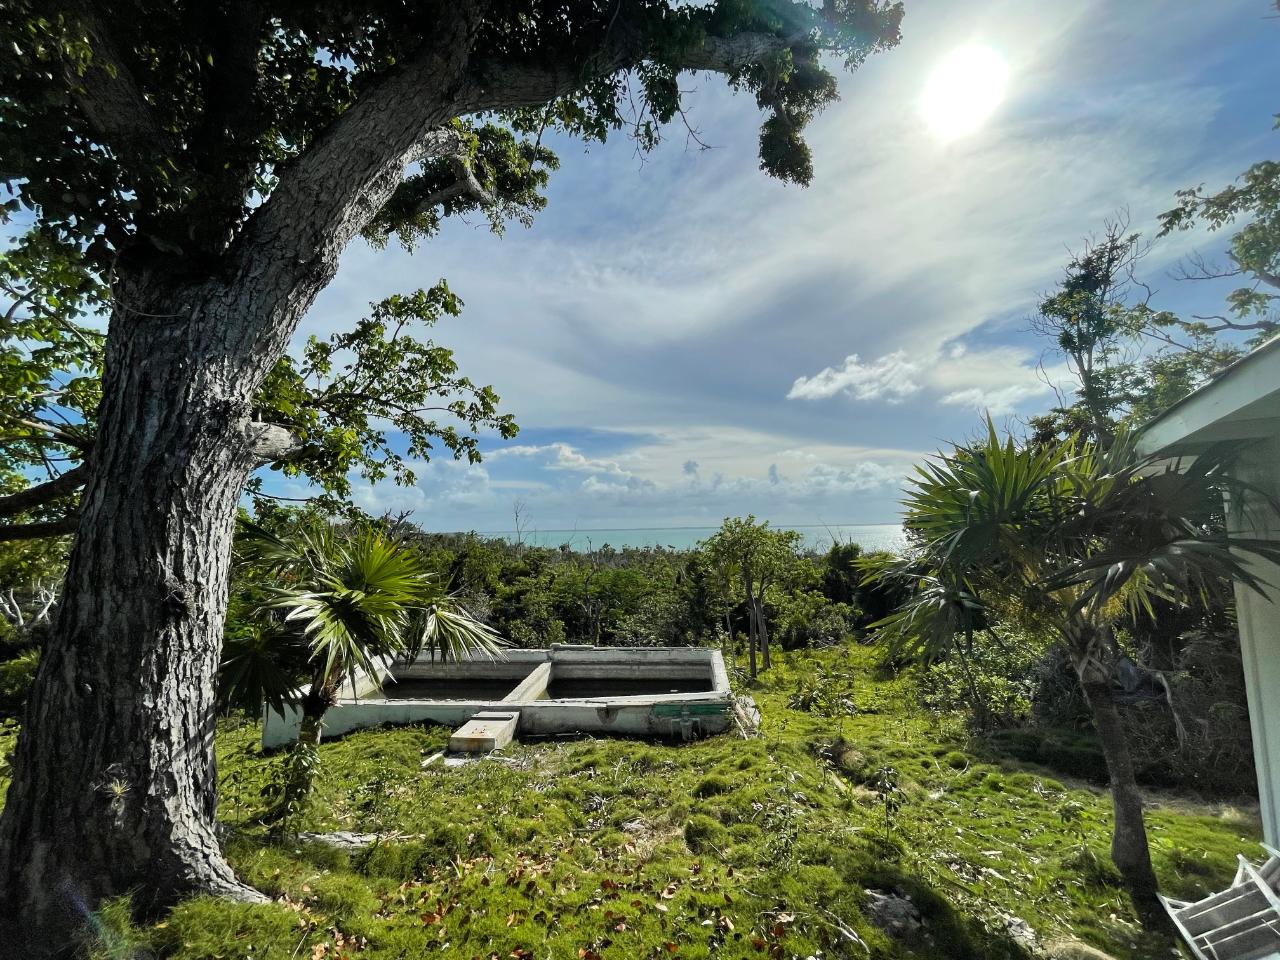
9, 643, 1260, 959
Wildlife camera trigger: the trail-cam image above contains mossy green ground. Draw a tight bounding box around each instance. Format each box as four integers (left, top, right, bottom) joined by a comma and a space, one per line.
18, 644, 1260, 960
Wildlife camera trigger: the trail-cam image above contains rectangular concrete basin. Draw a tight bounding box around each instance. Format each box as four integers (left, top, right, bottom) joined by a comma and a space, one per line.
261, 644, 733, 748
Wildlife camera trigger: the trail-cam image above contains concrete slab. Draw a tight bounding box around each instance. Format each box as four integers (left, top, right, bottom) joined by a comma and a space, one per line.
262, 646, 736, 748
448, 711, 519, 753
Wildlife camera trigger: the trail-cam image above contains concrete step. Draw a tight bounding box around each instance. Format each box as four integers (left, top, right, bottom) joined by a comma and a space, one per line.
448, 711, 519, 753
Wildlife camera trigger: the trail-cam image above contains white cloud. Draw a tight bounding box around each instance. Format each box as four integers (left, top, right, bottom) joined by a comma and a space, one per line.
787, 351, 923, 402
489, 441, 636, 479
940, 385, 1048, 416
788, 343, 1069, 416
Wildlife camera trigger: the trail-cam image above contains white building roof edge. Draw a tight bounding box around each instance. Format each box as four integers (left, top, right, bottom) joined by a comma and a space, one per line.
1138, 334, 1280, 455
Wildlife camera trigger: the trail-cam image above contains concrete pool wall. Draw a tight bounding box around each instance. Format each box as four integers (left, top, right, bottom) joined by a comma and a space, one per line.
261, 644, 734, 748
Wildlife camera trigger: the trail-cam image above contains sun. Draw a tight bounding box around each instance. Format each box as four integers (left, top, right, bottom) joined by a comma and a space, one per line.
921, 44, 1009, 141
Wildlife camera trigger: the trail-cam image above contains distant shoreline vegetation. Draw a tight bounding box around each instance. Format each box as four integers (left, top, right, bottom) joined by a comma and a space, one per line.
426, 523, 907, 553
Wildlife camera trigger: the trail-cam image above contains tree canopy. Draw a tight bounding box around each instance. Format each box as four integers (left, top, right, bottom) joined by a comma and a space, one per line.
3, 0, 902, 274
0, 3, 906, 940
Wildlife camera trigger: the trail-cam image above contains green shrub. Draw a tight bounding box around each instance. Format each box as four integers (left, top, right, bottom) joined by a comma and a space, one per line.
915, 623, 1047, 731
787, 660, 857, 716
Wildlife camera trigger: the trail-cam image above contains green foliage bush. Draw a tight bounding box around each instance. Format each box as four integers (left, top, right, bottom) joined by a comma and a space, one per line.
0, 649, 39, 716
788, 659, 857, 717
223, 524, 899, 659
775, 592, 856, 649
915, 623, 1048, 731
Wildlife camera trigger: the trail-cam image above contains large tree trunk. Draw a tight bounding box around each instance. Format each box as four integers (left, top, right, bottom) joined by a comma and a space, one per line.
0, 18, 487, 945
0, 274, 316, 949
1079, 673, 1170, 933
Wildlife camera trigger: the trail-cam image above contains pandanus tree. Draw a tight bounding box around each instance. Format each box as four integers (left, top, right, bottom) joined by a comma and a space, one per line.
220, 520, 502, 825
0, 0, 902, 942
866, 422, 1280, 931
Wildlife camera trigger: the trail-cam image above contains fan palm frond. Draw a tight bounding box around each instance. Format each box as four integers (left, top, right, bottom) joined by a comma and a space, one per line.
225, 518, 506, 713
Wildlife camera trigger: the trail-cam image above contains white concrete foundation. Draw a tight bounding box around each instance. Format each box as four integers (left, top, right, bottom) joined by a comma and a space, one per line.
262, 645, 735, 749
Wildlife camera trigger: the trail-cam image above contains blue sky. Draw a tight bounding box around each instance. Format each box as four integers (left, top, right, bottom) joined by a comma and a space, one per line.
263, 0, 1280, 532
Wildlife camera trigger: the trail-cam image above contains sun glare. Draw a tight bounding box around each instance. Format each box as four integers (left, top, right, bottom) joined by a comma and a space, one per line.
921, 44, 1008, 141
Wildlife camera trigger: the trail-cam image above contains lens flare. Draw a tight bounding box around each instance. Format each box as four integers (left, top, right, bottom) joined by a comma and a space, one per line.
921, 44, 1009, 141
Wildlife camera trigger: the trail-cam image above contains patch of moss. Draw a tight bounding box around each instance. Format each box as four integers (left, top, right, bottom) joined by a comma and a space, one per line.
692, 773, 732, 798
683, 813, 729, 853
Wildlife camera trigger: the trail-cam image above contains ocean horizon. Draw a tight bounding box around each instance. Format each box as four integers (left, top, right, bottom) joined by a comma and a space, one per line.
432, 523, 907, 553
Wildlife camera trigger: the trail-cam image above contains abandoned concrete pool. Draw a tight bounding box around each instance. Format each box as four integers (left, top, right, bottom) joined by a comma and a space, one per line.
262, 645, 738, 752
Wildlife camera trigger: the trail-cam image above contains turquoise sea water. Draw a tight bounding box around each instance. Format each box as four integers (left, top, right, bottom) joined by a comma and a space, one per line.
463, 523, 906, 553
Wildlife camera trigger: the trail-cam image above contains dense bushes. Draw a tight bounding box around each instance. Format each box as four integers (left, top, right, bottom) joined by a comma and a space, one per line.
334, 527, 886, 656
907, 618, 1257, 798
914, 624, 1047, 730
0, 650, 38, 716
1122, 628, 1256, 795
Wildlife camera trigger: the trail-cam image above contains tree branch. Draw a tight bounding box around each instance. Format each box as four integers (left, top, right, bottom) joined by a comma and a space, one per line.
222, 4, 858, 383
1179, 315, 1277, 335
0, 415, 93, 451
0, 464, 89, 517
457, 28, 808, 114
223, 7, 493, 375
409, 129, 496, 215
0, 517, 78, 543
53, 0, 173, 155
1255, 266, 1280, 290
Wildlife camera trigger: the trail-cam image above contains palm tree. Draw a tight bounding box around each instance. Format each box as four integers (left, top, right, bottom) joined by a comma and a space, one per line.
866, 421, 1280, 930
221, 519, 502, 823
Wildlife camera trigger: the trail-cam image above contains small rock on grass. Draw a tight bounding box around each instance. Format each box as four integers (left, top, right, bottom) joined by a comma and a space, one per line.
863, 889, 928, 941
